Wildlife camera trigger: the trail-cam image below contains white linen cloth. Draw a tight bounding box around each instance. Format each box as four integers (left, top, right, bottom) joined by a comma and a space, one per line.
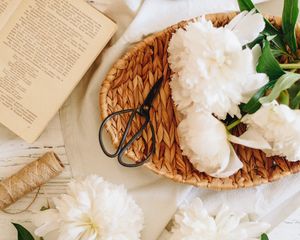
59, 0, 300, 239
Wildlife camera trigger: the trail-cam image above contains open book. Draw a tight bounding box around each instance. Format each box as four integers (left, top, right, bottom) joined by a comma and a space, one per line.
0, 0, 117, 143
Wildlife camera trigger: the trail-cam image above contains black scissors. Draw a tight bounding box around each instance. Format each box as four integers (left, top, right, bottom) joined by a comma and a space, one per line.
99, 76, 164, 167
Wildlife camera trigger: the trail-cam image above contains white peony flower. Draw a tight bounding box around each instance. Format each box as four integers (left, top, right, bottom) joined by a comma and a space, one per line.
242, 102, 300, 161
34, 175, 144, 240
168, 11, 267, 119
177, 110, 243, 178
169, 198, 270, 240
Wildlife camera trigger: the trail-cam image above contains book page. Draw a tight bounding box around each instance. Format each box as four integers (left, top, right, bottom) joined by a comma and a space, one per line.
0, 0, 21, 31
0, 0, 116, 142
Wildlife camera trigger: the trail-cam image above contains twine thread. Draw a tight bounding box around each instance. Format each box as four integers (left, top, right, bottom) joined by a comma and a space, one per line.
0, 152, 64, 211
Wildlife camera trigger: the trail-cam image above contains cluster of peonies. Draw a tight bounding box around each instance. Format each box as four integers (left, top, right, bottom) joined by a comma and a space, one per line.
33, 175, 270, 240
168, 198, 269, 240
168, 10, 300, 178
168, 10, 268, 177
34, 175, 144, 240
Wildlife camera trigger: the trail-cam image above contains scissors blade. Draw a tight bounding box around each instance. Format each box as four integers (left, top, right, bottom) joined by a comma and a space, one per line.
142, 77, 164, 108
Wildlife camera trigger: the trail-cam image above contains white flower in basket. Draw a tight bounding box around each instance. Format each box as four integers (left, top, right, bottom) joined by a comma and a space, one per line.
168, 10, 269, 177
243, 101, 300, 161
168, 10, 267, 120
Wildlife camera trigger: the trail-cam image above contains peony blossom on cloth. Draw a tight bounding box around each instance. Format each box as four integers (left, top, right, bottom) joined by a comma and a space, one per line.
168, 198, 270, 240
177, 111, 243, 178
168, 11, 268, 120
242, 102, 300, 161
34, 175, 144, 240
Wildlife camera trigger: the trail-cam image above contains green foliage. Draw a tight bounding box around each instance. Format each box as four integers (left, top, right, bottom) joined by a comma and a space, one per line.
291, 91, 300, 108
260, 72, 300, 104
278, 90, 290, 105
282, 0, 299, 53
237, 0, 286, 52
237, 0, 255, 11
12, 223, 34, 240
261, 233, 269, 240
241, 39, 287, 113
241, 80, 275, 114
257, 41, 285, 80
237, 0, 299, 56
289, 83, 300, 108
263, 20, 286, 52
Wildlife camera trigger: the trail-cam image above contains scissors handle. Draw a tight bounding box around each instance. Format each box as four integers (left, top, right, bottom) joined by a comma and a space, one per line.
99, 108, 156, 167
99, 109, 135, 158
118, 120, 155, 167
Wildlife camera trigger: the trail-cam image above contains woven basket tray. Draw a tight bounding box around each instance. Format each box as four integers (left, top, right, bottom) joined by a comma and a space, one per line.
99, 12, 300, 190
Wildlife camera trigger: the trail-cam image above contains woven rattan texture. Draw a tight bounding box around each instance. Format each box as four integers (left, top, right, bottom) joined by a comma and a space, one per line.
99, 12, 300, 190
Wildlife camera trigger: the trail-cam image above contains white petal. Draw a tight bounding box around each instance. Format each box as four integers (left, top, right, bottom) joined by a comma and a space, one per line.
33, 209, 60, 237
240, 45, 269, 102
226, 11, 248, 31
251, 44, 262, 68
62, 224, 86, 240
242, 103, 300, 161
226, 10, 265, 45
178, 111, 232, 175
210, 144, 243, 178
228, 128, 271, 150
239, 221, 270, 238
242, 73, 269, 102
215, 205, 244, 233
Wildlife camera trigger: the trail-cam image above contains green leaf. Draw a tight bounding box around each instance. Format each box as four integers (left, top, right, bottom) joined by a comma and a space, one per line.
289, 82, 300, 96
266, 35, 277, 42
260, 72, 300, 104
241, 80, 275, 113
278, 90, 290, 105
257, 40, 285, 80
291, 91, 300, 108
237, 0, 255, 11
261, 233, 269, 240
282, 0, 299, 53
259, 12, 286, 52
264, 20, 286, 51
12, 223, 35, 240
247, 34, 265, 49
289, 82, 300, 108
271, 47, 291, 57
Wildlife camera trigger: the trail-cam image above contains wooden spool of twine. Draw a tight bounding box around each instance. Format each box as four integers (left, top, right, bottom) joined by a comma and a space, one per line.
0, 152, 64, 211
99, 12, 300, 190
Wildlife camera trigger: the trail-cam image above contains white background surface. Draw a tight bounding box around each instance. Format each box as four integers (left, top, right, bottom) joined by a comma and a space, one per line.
0, 0, 300, 239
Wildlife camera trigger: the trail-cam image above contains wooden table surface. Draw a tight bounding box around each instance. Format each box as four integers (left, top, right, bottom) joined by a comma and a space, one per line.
0, 114, 72, 239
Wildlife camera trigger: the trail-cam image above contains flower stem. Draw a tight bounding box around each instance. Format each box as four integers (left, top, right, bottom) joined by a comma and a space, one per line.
280, 62, 300, 69
226, 119, 241, 131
